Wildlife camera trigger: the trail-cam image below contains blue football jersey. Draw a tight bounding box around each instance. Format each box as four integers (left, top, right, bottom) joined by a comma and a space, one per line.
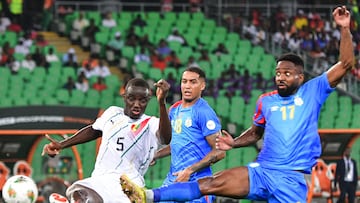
166, 98, 221, 182
254, 73, 334, 173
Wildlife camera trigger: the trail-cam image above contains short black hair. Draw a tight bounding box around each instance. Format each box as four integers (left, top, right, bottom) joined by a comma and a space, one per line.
184, 66, 206, 80
125, 78, 150, 90
277, 53, 304, 69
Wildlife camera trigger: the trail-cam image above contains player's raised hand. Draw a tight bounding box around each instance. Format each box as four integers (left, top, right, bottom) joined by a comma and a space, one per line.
215, 130, 234, 151
41, 134, 62, 157
154, 79, 170, 102
173, 168, 191, 182
333, 6, 350, 28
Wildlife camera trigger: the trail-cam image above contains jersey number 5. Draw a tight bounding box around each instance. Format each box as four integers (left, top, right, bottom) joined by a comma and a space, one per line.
116, 137, 124, 151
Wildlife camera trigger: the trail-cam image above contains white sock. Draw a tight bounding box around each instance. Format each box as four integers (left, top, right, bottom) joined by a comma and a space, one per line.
145, 189, 154, 202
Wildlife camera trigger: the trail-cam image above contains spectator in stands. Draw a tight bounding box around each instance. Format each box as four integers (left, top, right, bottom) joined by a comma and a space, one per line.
152, 54, 167, 71
223, 63, 240, 80
107, 31, 124, 56
167, 28, 187, 45
270, 5, 288, 33
92, 76, 107, 92
198, 49, 210, 62
352, 59, 360, 79
83, 18, 100, 47
310, 44, 327, 74
300, 33, 314, 52
242, 21, 257, 41
251, 25, 266, 46
138, 34, 153, 50
293, 9, 308, 31
78, 63, 96, 79
0, 11, 11, 33
34, 33, 48, 47
62, 48, 78, 65
125, 26, 139, 43
0, 42, 14, 65
32, 46, 50, 69
101, 11, 117, 29
42, 0, 54, 31
63, 76, 76, 94
7, 18, 22, 33
125, 34, 138, 47
63, 53, 79, 70
45, 47, 59, 63
189, 0, 202, 13
254, 72, 267, 91
157, 39, 171, 56
134, 47, 151, 64
14, 38, 29, 55
203, 79, 219, 98
71, 12, 89, 43
165, 50, 182, 68
326, 36, 340, 64
240, 69, 252, 103
131, 14, 147, 28
186, 56, 199, 68
94, 60, 111, 78
165, 72, 177, 103
7, 54, 20, 74
287, 33, 301, 54
75, 72, 89, 93
21, 53, 36, 72
82, 54, 98, 70
22, 32, 33, 48
161, 0, 173, 13
272, 28, 286, 49
212, 43, 229, 56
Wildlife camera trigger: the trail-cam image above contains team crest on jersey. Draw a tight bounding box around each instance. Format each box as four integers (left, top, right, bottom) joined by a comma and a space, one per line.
206, 120, 216, 130
294, 96, 304, 106
131, 118, 151, 136
185, 118, 192, 127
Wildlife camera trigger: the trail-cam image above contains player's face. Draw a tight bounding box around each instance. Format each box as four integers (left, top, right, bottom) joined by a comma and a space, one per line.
275, 61, 304, 97
181, 71, 205, 103
123, 86, 151, 119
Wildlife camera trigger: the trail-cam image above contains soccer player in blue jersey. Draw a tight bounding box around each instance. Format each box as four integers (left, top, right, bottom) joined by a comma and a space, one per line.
148, 66, 226, 203
120, 6, 354, 203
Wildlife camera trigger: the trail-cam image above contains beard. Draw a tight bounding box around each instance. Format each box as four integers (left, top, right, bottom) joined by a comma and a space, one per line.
277, 83, 299, 97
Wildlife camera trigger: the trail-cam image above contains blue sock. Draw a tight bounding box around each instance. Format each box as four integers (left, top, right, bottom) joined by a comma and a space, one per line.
153, 181, 202, 202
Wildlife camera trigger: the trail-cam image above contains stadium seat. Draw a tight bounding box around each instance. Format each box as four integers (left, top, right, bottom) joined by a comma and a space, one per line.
178, 12, 191, 22
55, 89, 70, 104
191, 12, 205, 21
148, 68, 163, 82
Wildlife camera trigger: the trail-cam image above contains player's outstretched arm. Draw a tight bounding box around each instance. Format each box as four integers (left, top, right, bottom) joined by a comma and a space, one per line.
327, 6, 354, 88
41, 125, 101, 157
154, 79, 172, 145
218, 125, 264, 149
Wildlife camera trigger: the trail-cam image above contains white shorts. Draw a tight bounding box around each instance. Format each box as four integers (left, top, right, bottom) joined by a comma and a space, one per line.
68, 173, 144, 203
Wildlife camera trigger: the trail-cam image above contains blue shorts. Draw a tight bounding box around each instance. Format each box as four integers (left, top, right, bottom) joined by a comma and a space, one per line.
246, 162, 308, 203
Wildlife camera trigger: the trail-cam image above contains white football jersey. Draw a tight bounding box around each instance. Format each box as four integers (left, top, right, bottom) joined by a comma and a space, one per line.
71, 106, 160, 202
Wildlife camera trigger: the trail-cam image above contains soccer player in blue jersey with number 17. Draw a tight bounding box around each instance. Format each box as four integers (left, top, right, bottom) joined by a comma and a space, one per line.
120, 5, 354, 203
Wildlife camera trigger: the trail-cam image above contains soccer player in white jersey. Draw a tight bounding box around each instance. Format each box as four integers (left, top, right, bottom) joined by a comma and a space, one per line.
42, 78, 172, 203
